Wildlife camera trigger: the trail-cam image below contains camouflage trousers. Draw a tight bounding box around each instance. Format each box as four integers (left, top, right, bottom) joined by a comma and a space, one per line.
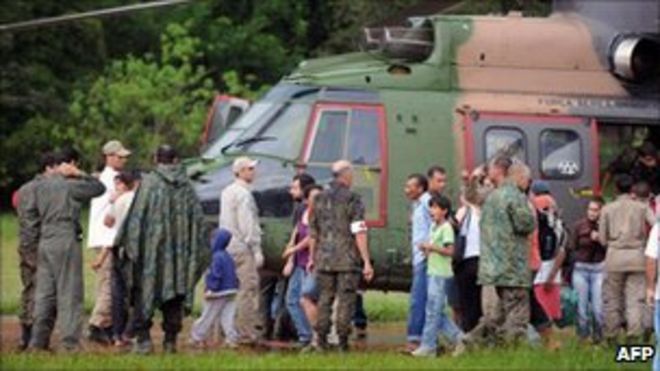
315, 271, 360, 342
18, 246, 38, 326
466, 286, 529, 346
603, 271, 646, 339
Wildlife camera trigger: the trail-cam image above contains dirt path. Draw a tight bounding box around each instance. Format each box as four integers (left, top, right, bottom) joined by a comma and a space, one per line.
1, 316, 406, 354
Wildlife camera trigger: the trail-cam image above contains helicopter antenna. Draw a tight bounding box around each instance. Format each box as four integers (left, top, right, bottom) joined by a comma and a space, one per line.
0, 0, 192, 33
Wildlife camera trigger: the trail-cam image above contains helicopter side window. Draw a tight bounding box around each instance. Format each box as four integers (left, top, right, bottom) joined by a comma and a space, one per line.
309, 111, 349, 163
484, 127, 527, 162
540, 129, 582, 179
305, 104, 387, 226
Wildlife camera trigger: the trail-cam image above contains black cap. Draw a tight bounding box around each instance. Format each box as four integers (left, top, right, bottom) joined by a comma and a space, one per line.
156, 144, 178, 164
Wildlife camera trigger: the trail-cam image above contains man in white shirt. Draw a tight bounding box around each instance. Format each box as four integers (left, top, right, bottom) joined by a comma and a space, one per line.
87, 140, 130, 344
220, 156, 263, 344
645, 221, 660, 371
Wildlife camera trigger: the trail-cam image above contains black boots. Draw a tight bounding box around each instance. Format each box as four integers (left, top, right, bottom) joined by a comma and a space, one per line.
19, 324, 32, 351
88, 325, 112, 346
163, 333, 177, 354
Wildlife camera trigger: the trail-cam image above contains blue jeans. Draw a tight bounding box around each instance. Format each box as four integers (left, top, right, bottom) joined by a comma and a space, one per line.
572, 263, 604, 340
420, 275, 463, 350
654, 300, 660, 371
286, 266, 312, 342
407, 261, 428, 342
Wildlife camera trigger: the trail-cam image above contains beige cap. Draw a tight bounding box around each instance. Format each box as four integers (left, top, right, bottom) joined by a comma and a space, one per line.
232, 156, 259, 173
102, 140, 131, 157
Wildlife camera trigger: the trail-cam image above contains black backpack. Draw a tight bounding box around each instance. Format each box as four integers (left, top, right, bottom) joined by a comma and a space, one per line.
537, 209, 558, 261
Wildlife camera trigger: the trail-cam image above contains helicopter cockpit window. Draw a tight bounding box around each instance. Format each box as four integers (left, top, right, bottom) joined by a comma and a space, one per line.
485, 127, 527, 162
306, 104, 386, 223
540, 129, 582, 179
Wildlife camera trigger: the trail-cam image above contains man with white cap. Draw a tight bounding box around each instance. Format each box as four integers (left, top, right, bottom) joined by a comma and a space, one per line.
87, 140, 130, 344
220, 156, 264, 344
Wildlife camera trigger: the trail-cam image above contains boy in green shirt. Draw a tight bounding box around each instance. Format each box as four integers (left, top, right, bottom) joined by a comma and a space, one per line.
412, 194, 465, 357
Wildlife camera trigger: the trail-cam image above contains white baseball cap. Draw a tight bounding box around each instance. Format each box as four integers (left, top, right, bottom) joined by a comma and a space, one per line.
232, 156, 259, 173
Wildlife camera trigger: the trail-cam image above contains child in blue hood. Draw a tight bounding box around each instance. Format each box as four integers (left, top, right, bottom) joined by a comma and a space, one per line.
190, 228, 239, 348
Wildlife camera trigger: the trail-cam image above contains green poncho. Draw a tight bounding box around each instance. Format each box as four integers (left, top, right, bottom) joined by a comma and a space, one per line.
116, 164, 210, 318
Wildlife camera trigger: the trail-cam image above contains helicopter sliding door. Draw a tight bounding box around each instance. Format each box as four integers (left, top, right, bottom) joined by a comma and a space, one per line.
465, 112, 598, 226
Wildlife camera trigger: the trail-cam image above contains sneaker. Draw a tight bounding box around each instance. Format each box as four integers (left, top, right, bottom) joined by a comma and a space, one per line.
452, 339, 466, 357
188, 339, 206, 350
132, 339, 154, 355
411, 346, 437, 357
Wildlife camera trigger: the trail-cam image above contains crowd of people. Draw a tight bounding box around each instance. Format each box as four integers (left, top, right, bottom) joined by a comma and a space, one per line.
11, 137, 660, 365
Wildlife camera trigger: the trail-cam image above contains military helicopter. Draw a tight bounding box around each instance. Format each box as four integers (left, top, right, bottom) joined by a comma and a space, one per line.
191, 0, 660, 291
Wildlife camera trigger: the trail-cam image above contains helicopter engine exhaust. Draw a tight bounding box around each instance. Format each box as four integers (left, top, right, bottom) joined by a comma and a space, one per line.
610, 35, 660, 83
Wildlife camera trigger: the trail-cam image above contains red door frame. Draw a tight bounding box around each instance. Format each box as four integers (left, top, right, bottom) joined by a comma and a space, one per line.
462, 111, 600, 194
299, 102, 389, 228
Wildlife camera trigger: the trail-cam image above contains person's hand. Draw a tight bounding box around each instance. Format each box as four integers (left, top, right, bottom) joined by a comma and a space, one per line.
254, 251, 265, 269
543, 281, 554, 292
282, 244, 296, 259
282, 259, 294, 277
91, 259, 102, 271
590, 231, 599, 242
306, 259, 314, 274
647, 287, 655, 306
363, 262, 374, 282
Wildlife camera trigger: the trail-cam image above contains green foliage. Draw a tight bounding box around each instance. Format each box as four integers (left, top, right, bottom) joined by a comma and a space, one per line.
1, 0, 468, 200
64, 22, 214, 168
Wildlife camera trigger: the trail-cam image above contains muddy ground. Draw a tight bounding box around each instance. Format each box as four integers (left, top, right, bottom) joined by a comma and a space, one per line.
0, 316, 407, 354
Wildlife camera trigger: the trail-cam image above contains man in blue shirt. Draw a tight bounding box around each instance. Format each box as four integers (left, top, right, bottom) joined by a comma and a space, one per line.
404, 173, 432, 351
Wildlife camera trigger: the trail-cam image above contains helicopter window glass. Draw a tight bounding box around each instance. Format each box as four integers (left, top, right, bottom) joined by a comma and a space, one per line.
237, 103, 311, 159
226, 106, 244, 128
485, 128, 526, 162
348, 109, 381, 165
540, 129, 582, 179
309, 110, 349, 163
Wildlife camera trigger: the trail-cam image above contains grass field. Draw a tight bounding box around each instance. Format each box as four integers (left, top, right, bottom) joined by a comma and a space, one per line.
1, 341, 647, 370
0, 212, 408, 320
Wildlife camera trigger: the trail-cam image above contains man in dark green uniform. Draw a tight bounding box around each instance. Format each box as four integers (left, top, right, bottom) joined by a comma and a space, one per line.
15, 152, 56, 350
29, 149, 106, 352
115, 145, 210, 354
308, 160, 374, 352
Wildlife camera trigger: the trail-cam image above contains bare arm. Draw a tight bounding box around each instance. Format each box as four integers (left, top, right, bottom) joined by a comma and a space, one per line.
356, 232, 373, 282
646, 257, 657, 305
547, 248, 566, 286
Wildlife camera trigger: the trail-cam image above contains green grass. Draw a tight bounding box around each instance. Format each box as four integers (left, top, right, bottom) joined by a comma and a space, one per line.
1, 342, 648, 370
0, 212, 408, 320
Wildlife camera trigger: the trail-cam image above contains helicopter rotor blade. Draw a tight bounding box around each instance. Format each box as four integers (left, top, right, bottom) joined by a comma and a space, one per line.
0, 0, 192, 33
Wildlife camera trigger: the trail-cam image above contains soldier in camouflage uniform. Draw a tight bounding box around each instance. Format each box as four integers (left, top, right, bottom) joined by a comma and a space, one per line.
466, 158, 536, 346
308, 160, 374, 352
29, 149, 106, 352
15, 152, 56, 350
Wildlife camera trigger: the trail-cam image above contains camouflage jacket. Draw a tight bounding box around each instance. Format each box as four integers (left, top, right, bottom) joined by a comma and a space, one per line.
17, 174, 45, 252
310, 181, 366, 273
478, 181, 536, 287
115, 164, 210, 318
